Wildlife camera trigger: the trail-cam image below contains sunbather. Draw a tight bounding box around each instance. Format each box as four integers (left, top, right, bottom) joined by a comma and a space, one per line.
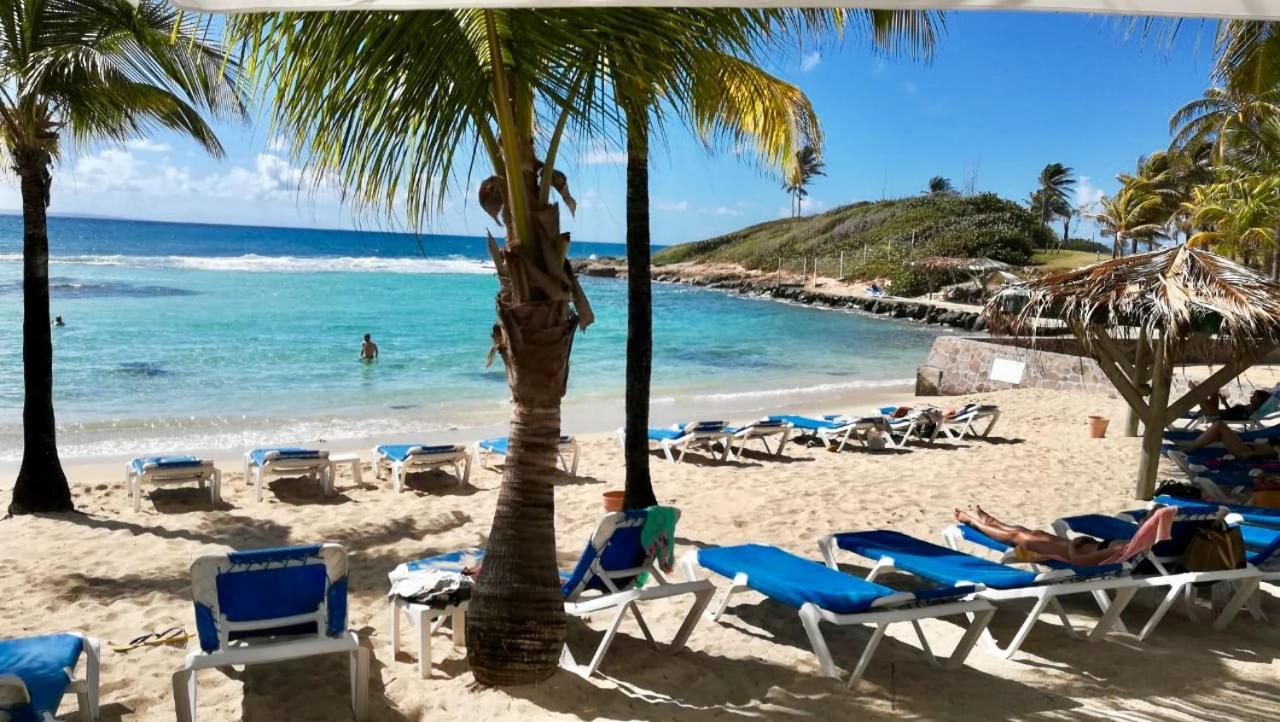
953, 505, 1173, 567
1201, 389, 1271, 421
1185, 420, 1280, 457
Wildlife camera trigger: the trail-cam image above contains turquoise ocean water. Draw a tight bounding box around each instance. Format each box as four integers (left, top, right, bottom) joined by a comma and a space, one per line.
0, 216, 945, 460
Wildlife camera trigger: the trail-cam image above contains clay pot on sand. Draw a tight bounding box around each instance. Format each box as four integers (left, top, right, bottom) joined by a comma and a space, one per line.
1088, 415, 1110, 439
603, 490, 625, 512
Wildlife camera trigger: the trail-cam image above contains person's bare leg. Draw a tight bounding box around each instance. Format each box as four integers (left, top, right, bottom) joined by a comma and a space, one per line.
954, 508, 1065, 547
1188, 422, 1254, 456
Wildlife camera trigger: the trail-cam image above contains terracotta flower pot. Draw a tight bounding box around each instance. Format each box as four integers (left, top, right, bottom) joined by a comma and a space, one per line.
603, 490, 625, 512
1088, 415, 1110, 439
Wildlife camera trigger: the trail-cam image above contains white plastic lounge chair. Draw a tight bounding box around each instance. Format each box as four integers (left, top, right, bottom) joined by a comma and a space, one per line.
392, 507, 714, 679
173, 543, 369, 722
372, 444, 471, 491
472, 436, 580, 475
242, 447, 332, 502
878, 406, 944, 448
681, 543, 994, 686
125, 456, 220, 512
939, 403, 1002, 440
726, 419, 792, 458
767, 414, 887, 452
620, 421, 734, 463
0, 632, 100, 722
821, 530, 1140, 660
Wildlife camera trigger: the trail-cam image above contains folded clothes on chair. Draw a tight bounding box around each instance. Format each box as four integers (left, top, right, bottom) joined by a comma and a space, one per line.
388, 564, 475, 608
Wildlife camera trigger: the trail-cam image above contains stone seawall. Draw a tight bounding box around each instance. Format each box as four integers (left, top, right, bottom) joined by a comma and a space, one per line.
922, 336, 1112, 395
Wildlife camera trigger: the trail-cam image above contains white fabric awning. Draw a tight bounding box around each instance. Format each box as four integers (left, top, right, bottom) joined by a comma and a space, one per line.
167, 0, 1280, 21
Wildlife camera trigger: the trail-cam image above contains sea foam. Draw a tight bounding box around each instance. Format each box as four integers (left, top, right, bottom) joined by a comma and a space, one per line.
0, 253, 495, 274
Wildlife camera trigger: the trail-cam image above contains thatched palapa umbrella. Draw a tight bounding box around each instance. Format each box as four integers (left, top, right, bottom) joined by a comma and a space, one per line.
985, 245, 1280, 499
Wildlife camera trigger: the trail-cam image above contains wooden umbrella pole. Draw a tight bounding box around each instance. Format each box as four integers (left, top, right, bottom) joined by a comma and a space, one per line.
1136, 336, 1172, 500
1126, 329, 1150, 437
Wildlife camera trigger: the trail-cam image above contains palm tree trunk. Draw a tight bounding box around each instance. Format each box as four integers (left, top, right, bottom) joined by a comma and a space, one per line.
623, 110, 657, 510
10, 146, 72, 515
1130, 235, 1138, 256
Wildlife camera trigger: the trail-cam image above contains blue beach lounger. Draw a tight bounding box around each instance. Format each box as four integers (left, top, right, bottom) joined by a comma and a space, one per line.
878, 406, 945, 448
0, 633, 100, 722
242, 447, 332, 501
725, 418, 792, 457
473, 436, 580, 475
621, 421, 734, 463
767, 414, 887, 452
125, 455, 220, 512
173, 543, 369, 722
391, 507, 714, 679
1154, 494, 1280, 529
372, 443, 471, 491
822, 530, 1138, 660
681, 544, 995, 685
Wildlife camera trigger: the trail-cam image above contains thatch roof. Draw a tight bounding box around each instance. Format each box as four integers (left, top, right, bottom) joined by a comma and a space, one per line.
985, 245, 1280, 360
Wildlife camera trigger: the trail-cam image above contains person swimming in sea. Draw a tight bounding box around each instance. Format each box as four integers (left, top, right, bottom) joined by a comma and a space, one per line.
53, 315, 64, 327
360, 333, 379, 361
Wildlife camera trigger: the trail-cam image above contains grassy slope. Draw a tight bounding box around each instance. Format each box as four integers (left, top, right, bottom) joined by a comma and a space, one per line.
654, 193, 1055, 295
1031, 249, 1109, 272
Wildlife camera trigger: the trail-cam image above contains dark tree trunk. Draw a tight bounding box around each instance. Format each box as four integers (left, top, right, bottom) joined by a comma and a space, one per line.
10, 146, 72, 515
623, 110, 657, 511
1130, 236, 1138, 256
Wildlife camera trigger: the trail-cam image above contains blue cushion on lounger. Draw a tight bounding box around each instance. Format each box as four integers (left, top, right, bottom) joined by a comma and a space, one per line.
130, 455, 202, 474
478, 436, 573, 456
647, 428, 685, 441
834, 530, 1045, 590
698, 544, 915, 614
375, 444, 460, 462
249, 447, 322, 466
954, 524, 1129, 576
767, 415, 841, 431
1160, 496, 1280, 528
0, 633, 84, 722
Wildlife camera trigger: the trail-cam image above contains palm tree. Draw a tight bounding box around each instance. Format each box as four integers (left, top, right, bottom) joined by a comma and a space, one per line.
1170, 86, 1280, 164
237, 6, 882, 686
783, 146, 826, 218
1183, 175, 1280, 266
1092, 177, 1168, 257
1031, 163, 1075, 239
5, 0, 242, 514
927, 175, 956, 196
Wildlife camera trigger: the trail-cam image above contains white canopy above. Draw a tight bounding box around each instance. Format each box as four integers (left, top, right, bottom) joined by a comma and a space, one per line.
166, 0, 1280, 21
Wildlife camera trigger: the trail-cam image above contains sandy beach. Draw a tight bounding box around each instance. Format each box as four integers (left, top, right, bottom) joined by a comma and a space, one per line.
2, 386, 1279, 721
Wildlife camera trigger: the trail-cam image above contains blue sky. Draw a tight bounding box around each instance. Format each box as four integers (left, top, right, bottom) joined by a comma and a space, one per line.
21, 10, 1216, 247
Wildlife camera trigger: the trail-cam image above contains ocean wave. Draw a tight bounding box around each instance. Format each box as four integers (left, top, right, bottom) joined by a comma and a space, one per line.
0, 252, 495, 275
690, 378, 914, 403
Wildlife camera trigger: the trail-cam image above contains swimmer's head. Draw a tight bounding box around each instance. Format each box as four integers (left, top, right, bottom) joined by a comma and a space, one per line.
364, 333, 371, 342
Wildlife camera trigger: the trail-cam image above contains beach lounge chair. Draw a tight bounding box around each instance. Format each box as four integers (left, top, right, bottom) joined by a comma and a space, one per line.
939, 403, 1002, 440
622, 421, 734, 463
726, 418, 791, 457
767, 414, 887, 452
1049, 507, 1263, 637
681, 543, 995, 685
1155, 494, 1280, 529
0, 632, 100, 722
472, 436, 580, 476
821, 530, 1139, 659
125, 455, 220, 512
878, 406, 944, 448
173, 543, 369, 722
372, 444, 471, 491
391, 507, 714, 679
242, 447, 332, 502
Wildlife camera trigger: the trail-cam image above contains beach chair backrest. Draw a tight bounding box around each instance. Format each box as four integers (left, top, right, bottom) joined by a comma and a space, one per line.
682, 421, 726, 433
1122, 506, 1224, 561
190, 543, 349, 653
561, 507, 680, 602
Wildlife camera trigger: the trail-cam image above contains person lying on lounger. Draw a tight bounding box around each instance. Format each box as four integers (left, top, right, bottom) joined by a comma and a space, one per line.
1201, 389, 1271, 422
953, 506, 1172, 567
1185, 421, 1280, 458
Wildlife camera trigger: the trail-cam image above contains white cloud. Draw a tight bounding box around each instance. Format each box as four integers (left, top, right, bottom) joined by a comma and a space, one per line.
67, 149, 143, 192
126, 138, 171, 153
800, 51, 822, 73
1075, 176, 1106, 215
654, 199, 689, 212
699, 206, 742, 217
581, 150, 627, 166
778, 198, 827, 218
62, 149, 319, 203
266, 135, 289, 152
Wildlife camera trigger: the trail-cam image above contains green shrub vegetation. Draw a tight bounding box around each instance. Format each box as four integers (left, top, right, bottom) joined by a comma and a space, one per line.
654, 192, 1051, 295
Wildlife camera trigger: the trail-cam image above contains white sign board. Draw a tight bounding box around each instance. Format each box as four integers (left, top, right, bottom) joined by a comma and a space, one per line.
989, 358, 1026, 385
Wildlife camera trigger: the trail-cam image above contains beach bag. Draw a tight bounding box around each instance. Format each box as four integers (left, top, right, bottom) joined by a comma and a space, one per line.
1154, 480, 1202, 500
1183, 522, 1245, 572
1250, 475, 1280, 509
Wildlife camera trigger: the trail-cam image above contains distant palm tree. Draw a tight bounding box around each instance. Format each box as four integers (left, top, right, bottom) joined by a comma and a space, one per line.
1030, 163, 1075, 243
6, 0, 242, 515
927, 175, 956, 196
783, 146, 826, 218
1183, 175, 1280, 266
1092, 178, 1168, 257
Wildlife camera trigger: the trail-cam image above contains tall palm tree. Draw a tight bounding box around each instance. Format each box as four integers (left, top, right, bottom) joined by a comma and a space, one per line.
927, 175, 955, 196
1183, 175, 1280, 266
783, 145, 826, 218
5, 0, 242, 515
1092, 177, 1168, 257
1031, 163, 1075, 239
1170, 86, 1280, 164
237, 7, 867, 686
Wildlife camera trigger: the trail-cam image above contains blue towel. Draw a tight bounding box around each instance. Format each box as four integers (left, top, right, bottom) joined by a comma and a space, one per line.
0, 634, 84, 722
249, 447, 322, 466
130, 455, 202, 474
834, 530, 1045, 589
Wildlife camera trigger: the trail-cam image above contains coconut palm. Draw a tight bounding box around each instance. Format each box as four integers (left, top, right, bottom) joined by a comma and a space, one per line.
4, 0, 242, 515
1183, 175, 1280, 267
238, 6, 897, 686
1030, 163, 1075, 240
782, 145, 826, 218
1092, 177, 1168, 257
1170, 86, 1280, 164
927, 175, 956, 196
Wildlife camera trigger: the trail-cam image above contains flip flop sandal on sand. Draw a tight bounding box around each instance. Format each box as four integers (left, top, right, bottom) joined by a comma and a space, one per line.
110, 627, 192, 653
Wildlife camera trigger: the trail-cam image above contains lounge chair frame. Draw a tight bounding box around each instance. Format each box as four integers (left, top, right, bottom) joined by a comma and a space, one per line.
372, 445, 471, 492
621, 423, 734, 464
0, 632, 100, 722
728, 421, 792, 458
125, 459, 220, 512
472, 437, 580, 476
242, 449, 332, 502
681, 551, 995, 687
940, 406, 1002, 440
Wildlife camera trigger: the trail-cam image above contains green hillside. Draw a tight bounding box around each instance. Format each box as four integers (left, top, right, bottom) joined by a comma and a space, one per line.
654, 193, 1053, 295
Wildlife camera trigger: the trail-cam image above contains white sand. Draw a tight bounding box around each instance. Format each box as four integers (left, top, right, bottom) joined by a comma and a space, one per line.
2, 387, 1279, 721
